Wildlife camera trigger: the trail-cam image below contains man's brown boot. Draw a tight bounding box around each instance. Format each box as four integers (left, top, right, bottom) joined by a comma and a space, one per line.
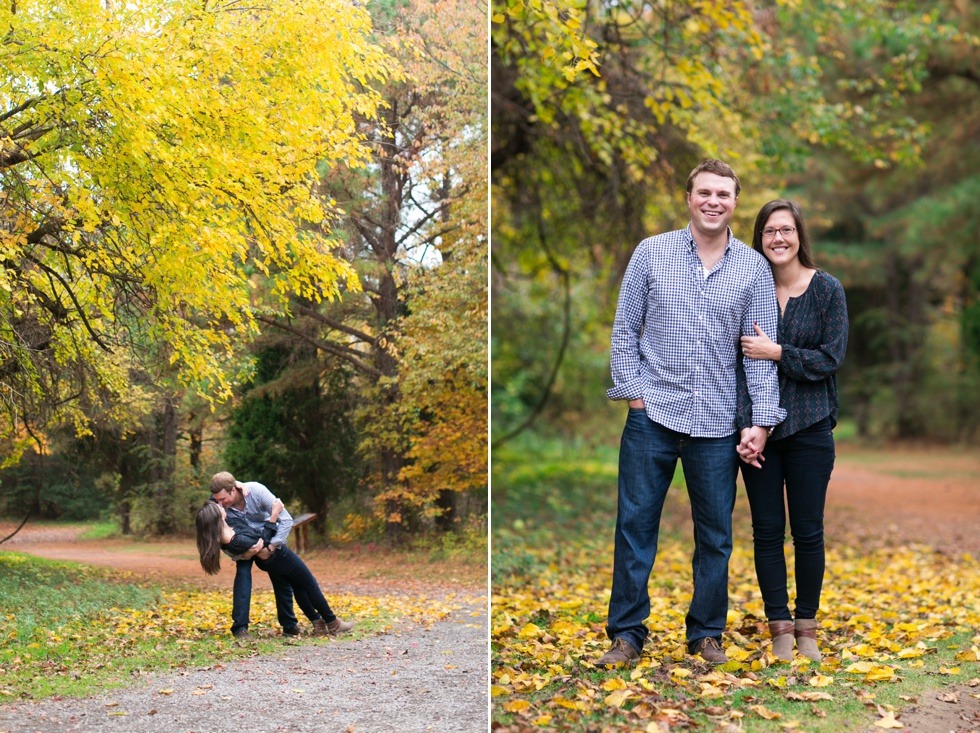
768, 620, 795, 661
795, 618, 821, 662
594, 638, 640, 668
327, 618, 355, 635
312, 619, 328, 635
691, 637, 727, 665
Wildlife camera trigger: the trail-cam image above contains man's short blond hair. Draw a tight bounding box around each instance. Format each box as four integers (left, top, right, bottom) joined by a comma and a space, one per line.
210, 471, 238, 495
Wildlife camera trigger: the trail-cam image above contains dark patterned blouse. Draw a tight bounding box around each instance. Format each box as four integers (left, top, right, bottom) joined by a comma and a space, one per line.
737, 269, 848, 441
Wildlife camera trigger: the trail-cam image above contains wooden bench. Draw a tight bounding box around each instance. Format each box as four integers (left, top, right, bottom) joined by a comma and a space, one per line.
291, 513, 317, 555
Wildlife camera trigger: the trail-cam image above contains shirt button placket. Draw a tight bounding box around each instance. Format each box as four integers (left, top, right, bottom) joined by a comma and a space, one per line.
692, 284, 708, 436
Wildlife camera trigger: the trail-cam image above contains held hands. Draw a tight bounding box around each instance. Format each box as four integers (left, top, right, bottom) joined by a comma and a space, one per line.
741, 323, 782, 361
256, 545, 274, 560
737, 426, 769, 469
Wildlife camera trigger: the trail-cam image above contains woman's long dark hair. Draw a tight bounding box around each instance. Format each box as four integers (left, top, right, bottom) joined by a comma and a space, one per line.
752, 199, 816, 269
196, 502, 224, 576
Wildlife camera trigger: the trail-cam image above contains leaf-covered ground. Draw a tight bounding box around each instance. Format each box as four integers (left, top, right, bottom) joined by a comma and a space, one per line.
491, 439, 980, 732
0, 552, 482, 700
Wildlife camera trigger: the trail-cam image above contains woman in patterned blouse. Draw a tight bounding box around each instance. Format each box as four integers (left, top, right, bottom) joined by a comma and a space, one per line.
736, 199, 849, 662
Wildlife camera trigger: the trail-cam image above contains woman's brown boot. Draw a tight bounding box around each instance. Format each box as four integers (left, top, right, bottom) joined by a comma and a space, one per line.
795, 618, 821, 662
768, 620, 795, 661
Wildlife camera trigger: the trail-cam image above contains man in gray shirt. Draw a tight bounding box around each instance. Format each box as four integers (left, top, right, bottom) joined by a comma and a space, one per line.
210, 471, 324, 638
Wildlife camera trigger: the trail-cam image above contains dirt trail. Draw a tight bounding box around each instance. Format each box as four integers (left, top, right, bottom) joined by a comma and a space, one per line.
826, 443, 980, 556
0, 520, 489, 733
0, 527, 485, 600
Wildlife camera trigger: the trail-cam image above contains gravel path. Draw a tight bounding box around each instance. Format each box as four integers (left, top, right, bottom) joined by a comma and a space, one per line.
0, 601, 487, 733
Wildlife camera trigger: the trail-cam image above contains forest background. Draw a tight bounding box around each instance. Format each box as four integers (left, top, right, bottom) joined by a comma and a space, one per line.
0, 0, 488, 548
492, 0, 979, 450
491, 0, 980, 730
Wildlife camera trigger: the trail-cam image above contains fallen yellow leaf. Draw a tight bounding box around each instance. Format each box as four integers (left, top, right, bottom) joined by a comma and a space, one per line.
749, 704, 781, 720
601, 677, 627, 691
873, 711, 904, 729
604, 688, 634, 708
502, 700, 531, 714
866, 666, 894, 682
698, 683, 725, 698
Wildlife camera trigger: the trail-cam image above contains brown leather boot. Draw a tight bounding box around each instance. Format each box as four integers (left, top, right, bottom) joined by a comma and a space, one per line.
312, 619, 328, 635
768, 620, 795, 661
327, 618, 355, 635
795, 618, 821, 662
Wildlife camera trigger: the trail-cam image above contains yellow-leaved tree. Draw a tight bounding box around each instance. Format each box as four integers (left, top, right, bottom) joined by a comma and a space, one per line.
0, 0, 398, 462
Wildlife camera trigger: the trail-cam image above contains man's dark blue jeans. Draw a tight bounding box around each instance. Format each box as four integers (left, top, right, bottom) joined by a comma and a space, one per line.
607, 409, 739, 654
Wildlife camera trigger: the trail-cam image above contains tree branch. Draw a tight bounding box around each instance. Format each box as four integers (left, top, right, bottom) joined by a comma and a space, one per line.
254, 314, 383, 378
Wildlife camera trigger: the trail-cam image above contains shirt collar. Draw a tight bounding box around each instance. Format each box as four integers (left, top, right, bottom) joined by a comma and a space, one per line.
685, 223, 735, 253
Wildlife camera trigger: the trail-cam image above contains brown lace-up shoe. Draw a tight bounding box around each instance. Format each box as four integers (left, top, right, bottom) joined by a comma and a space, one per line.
691, 637, 727, 665
312, 619, 328, 635
594, 638, 640, 668
327, 618, 355, 635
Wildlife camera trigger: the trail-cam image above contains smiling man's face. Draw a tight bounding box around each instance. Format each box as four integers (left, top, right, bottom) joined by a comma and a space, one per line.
211, 487, 238, 508
686, 171, 737, 242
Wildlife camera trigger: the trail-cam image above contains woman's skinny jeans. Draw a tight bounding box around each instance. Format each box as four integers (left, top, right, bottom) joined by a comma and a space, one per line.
257, 546, 338, 624
740, 417, 835, 621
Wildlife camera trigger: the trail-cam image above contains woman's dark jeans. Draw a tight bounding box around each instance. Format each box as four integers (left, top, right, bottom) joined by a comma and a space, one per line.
607, 410, 739, 653
257, 546, 338, 624
232, 559, 310, 635
741, 417, 835, 621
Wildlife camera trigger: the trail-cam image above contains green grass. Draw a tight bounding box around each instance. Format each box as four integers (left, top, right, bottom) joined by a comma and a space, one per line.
0, 553, 403, 699
492, 436, 685, 583
0, 552, 159, 637
76, 519, 122, 540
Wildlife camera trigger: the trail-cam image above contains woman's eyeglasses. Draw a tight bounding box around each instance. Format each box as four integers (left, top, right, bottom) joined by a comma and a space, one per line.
762, 226, 796, 239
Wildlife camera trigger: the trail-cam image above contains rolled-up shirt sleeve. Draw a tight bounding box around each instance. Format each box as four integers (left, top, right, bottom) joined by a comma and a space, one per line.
247, 483, 293, 547
743, 265, 787, 429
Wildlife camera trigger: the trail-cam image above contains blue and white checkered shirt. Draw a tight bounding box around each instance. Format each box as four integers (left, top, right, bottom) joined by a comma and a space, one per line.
607, 225, 786, 437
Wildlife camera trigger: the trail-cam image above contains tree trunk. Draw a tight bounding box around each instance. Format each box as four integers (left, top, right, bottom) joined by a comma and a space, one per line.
151, 394, 179, 534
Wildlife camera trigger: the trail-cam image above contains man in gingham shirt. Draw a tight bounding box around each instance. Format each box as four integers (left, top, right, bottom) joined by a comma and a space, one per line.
595, 160, 786, 668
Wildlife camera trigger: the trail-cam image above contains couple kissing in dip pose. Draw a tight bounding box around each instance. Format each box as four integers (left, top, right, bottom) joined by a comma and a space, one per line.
195, 471, 355, 639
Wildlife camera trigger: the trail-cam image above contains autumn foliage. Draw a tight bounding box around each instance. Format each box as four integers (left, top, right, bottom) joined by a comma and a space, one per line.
491, 443, 980, 731
0, 0, 396, 456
